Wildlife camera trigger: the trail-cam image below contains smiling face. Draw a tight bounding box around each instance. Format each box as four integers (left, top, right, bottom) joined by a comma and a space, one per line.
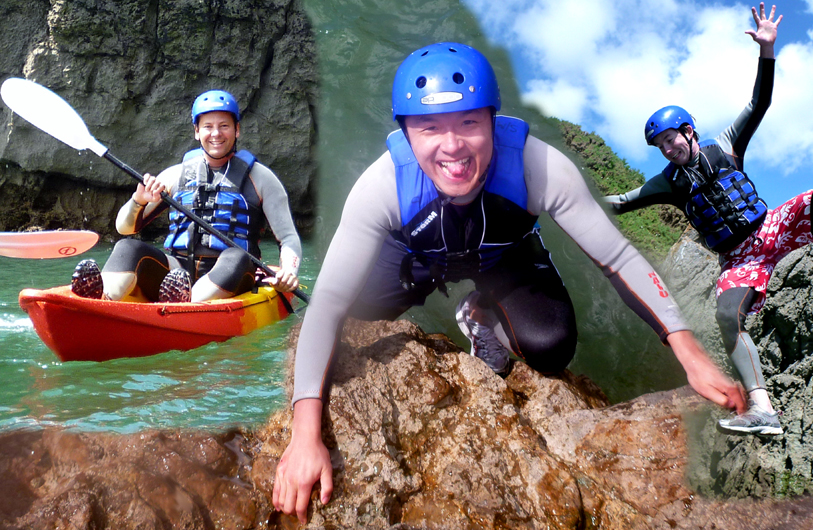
194, 111, 240, 165
652, 125, 696, 166
403, 107, 493, 198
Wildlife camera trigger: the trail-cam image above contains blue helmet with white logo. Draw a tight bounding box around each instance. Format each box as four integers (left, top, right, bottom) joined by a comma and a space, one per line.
191, 90, 241, 124
644, 105, 695, 145
391, 42, 501, 121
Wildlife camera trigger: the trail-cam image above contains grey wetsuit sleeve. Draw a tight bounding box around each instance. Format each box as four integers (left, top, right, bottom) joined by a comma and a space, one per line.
524, 136, 688, 340
292, 152, 402, 404
249, 163, 303, 271
115, 164, 182, 235
603, 173, 676, 213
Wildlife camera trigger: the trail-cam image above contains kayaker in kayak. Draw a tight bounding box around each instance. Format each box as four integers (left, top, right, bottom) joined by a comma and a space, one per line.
272, 42, 747, 523
70, 89, 302, 303
605, 4, 798, 436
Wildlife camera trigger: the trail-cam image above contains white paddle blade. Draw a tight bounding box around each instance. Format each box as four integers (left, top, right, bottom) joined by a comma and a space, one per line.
0, 230, 99, 259
0, 78, 108, 157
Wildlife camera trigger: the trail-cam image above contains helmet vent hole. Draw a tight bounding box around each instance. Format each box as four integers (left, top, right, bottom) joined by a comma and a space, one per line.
449, 47, 458, 53
416, 76, 427, 89
453, 72, 464, 84
421, 51, 429, 57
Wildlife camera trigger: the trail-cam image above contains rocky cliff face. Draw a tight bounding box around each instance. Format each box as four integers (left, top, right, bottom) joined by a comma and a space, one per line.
4, 318, 812, 529
661, 229, 813, 498
0, 0, 316, 238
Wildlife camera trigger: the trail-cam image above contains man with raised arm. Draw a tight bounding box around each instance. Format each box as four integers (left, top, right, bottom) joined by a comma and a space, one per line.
606, 4, 795, 435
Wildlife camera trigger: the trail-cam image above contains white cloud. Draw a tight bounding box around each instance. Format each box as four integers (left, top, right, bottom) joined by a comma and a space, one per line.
521, 78, 589, 123
464, 0, 813, 179
511, 0, 614, 77
756, 42, 813, 174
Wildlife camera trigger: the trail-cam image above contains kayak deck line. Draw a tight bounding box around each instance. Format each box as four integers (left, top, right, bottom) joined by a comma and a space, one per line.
156, 293, 281, 315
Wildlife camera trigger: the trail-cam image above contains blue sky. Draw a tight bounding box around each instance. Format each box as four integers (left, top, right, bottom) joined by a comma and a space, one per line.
463, 0, 813, 208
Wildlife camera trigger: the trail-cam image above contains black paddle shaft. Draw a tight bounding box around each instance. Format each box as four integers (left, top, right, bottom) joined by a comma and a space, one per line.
102, 151, 310, 306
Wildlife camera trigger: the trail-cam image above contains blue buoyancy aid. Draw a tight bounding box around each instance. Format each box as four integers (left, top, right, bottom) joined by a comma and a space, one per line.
164, 149, 265, 258
664, 140, 767, 253
388, 115, 538, 289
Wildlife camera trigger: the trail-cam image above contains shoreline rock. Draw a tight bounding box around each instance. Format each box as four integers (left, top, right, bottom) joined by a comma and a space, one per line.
661, 230, 813, 498
5, 318, 808, 529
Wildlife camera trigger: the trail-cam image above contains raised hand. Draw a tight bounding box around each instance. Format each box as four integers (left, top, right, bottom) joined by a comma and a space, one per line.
746, 3, 782, 58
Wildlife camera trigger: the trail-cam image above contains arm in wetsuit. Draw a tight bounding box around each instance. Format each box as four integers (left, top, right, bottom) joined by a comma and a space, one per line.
715, 56, 774, 171
524, 136, 686, 340
250, 163, 303, 282
115, 165, 182, 235
604, 172, 677, 214
291, 153, 400, 402
273, 153, 400, 521
523, 136, 745, 411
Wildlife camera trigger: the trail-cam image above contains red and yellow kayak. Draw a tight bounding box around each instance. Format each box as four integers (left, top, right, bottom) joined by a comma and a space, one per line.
19, 285, 295, 362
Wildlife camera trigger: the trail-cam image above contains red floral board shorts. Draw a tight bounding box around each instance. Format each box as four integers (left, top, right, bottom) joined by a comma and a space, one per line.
716, 190, 813, 314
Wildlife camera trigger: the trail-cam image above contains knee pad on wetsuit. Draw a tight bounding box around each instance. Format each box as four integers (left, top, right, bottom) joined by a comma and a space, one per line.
206, 248, 255, 295
191, 275, 232, 303
100, 271, 137, 301
716, 287, 756, 353
103, 239, 169, 273
503, 311, 577, 374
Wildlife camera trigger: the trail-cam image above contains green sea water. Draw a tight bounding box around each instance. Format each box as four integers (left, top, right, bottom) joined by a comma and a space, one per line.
0, 240, 318, 434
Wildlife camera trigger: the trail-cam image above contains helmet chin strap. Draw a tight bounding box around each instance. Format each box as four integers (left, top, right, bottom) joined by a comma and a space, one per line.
679, 128, 695, 165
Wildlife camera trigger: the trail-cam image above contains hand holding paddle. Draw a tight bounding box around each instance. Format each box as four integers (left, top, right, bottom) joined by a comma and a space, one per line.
0, 78, 309, 305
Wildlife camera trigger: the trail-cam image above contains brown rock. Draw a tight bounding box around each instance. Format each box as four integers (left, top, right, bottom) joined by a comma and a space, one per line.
2, 319, 813, 529
257, 318, 813, 529
0, 429, 269, 529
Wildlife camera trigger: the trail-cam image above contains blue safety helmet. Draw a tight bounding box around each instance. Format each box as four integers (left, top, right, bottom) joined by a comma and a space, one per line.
391, 42, 501, 120
644, 105, 695, 145
191, 90, 241, 124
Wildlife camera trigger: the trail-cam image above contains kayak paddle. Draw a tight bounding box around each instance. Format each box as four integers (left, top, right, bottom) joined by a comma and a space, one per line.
0, 230, 99, 259
0, 78, 309, 306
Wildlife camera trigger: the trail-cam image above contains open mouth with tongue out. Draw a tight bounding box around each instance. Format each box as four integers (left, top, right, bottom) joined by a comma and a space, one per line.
439, 157, 472, 181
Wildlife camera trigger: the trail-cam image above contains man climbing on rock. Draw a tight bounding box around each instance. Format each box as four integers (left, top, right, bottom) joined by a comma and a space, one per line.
70, 89, 301, 302
605, 4, 799, 435
273, 41, 746, 523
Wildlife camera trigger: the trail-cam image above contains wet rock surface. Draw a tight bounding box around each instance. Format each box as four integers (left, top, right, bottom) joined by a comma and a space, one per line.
0, 428, 270, 529
661, 230, 813, 499
0, 0, 317, 237
257, 319, 813, 528
2, 318, 811, 529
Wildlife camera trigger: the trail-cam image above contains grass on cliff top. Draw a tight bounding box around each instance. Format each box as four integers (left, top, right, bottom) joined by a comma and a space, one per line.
554, 119, 685, 262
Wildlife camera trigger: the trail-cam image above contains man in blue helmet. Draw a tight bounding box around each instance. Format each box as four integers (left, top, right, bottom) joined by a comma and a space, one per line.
70, 89, 302, 302
605, 4, 804, 435
272, 42, 746, 523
